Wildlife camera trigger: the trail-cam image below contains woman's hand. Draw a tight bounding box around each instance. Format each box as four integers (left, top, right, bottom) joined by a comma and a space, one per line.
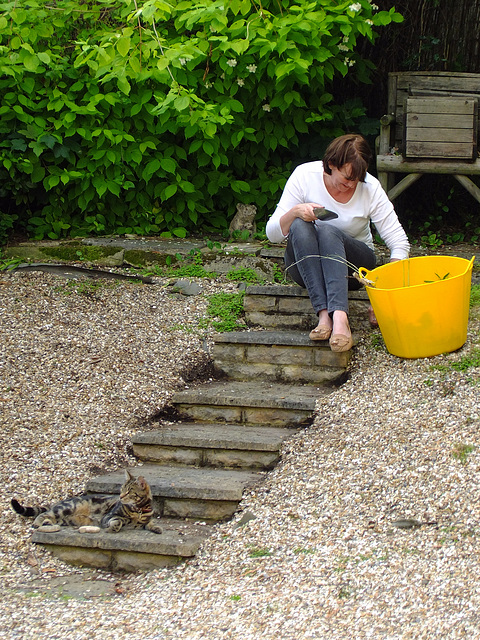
279, 202, 322, 236
292, 202, 322, 222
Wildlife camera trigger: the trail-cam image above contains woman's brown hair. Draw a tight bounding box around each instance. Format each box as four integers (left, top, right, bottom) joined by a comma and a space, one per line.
322, 134, 372, 182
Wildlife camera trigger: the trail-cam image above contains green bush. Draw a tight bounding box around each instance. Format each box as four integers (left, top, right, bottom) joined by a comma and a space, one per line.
0, 0, 402, 240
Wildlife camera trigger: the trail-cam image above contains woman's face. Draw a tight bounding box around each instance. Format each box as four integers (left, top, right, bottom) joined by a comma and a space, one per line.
328, 163, 359, 192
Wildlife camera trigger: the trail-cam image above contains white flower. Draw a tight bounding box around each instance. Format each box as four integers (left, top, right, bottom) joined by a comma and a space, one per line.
179, 58, 188, 66
371, 3, 379, 9
349, 3, 361, 11
365, 19, 373, 25
236, 78, 245, 86
262, 104, 271, 112
226, 59, 237, 67
338, 44, 349, 52
246, 64, 257, 73
205, 81, 212, 89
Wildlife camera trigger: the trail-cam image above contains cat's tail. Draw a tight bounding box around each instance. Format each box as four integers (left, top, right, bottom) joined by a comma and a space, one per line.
11, 499, 47, 519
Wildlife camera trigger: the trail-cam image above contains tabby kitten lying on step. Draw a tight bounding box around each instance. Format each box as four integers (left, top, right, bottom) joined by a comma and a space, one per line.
11, 470, 162, 534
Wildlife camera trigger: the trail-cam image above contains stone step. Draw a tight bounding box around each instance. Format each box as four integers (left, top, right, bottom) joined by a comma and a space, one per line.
172, 380, 330, 427
32, 518, 214, 572
86, 464, 262, 522
212, 330, 351, 384
132, 422, 296, 470
243, 284, 370, 331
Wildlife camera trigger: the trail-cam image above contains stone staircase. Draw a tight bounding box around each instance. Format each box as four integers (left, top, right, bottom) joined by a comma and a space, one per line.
32, 285, 368, 571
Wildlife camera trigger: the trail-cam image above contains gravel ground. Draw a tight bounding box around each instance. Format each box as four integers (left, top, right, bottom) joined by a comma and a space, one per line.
1, 265, 479, 640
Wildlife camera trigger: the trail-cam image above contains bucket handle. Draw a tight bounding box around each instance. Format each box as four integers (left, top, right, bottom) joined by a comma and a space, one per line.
357, 266, 375, 287
465, 256, 476, 274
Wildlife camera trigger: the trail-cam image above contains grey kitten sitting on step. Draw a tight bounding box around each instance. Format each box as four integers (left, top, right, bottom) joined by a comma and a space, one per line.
11, 470, 162, 534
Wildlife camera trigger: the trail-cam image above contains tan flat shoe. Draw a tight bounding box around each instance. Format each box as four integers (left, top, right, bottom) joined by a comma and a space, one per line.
309, 324, 332, 341
329, 333, 353, 352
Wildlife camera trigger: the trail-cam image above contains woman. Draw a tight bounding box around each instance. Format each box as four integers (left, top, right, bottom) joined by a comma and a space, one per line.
266, 134, 409, 352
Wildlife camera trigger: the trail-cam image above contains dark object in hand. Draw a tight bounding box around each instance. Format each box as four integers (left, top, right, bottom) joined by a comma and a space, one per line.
313, 207, 338, 221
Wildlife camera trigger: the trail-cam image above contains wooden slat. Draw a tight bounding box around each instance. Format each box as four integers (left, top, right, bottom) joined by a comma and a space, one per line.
406, 128, 473, 143
376, 155, 480, 174
405, 97, 475, 115
406, 113, 474, 129
393, 71, 480, 94
406, 142, 474, 158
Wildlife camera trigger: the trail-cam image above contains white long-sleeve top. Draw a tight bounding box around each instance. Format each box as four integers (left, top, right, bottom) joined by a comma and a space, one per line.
266, 161, 410, 260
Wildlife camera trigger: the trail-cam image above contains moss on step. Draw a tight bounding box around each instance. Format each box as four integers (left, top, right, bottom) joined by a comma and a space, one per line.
41, 244, 120, 262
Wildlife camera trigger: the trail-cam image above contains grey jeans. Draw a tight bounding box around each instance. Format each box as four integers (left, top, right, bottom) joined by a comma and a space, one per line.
284, 218, 376, 315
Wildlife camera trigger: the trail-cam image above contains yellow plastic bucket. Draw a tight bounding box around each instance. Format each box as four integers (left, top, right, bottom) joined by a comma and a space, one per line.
358, 255, 475, 359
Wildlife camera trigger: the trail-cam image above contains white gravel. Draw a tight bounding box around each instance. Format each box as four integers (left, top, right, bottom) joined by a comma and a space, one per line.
1, 267, 479, 640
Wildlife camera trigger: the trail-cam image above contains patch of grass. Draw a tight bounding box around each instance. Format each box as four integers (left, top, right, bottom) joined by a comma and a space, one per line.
202, 291, 245, 332
430, 348, 480, 373
450, 350, 480, 371
452, 443, 475, 464
370, 333, 385, 351
0, 256, 23, 270
229, 594, 242, 601
226, 266, 264, 284
55, 280, 120, 297
137, 250, 211, 279
248, 547, 273, 558
293, 547, 316, 555
470, 283, 480, 308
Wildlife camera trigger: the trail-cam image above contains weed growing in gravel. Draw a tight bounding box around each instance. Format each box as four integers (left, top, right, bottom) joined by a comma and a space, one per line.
248, 547, 273, 558
451, 443, 475, 464
54, 280, 120, 297
293, 547, 316, 555
430, 348, 480, 374
370, 333, 385, 351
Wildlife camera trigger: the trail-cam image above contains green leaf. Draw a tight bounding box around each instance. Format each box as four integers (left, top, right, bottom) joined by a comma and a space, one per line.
117, 76, 131, 95
22, 53, 39, 72
172, 227, 187, 238
142, 158, 161, 181
162, 184, 178, 200
117, 37, 131, 57
160, 157, 177, 174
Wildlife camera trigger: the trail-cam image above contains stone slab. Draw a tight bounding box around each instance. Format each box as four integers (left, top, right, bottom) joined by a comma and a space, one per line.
32, 518, 211, 557
245, 284, 369, 301
172, 381, 328, 411
82, 237, 208, 255
212, 361, 346, 385
174, 403, 313, 427
32, 519, 214, 570
133, 443, 280, 470
133, 423, 295, 452
86, 464, 261, 502
213, 330, 319, 346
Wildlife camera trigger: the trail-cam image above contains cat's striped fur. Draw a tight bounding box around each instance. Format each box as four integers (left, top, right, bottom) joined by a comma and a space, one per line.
11, 470, 162, 534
